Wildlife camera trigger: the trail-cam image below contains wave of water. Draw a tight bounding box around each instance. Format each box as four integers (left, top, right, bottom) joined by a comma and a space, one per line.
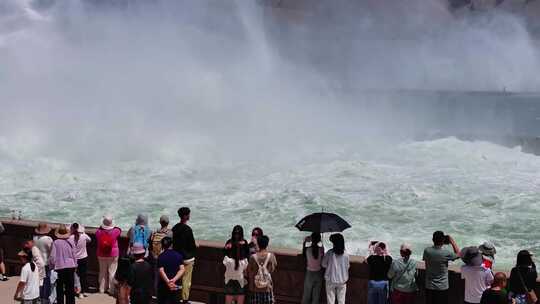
1, 137, 539, 269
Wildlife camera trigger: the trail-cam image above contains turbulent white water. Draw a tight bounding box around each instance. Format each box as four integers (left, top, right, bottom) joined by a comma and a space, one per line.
1, 137, 539, 268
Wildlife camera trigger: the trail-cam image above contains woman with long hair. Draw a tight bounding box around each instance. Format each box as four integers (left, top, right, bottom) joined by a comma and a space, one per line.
223, 225, 249, 304
301, 232, 324, 304
508, 250, 538, 304
248, 227, 263, 255
69, 223, 91, 298
322, 234, 349, 304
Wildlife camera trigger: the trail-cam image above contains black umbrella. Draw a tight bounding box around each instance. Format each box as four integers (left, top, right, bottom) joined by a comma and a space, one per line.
295, 212, 351, 233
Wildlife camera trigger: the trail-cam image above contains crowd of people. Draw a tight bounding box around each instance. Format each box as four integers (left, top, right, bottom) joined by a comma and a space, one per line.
0, 211, 538, 304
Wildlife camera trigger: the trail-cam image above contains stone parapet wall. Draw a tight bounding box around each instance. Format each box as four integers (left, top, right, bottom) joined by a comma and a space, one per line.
1, 219, 539, 303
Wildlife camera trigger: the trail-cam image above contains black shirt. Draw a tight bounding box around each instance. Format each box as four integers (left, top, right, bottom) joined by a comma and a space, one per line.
128, 260, 154, 293
367, 255, 393, 281
480, 289, 508, 304
508, 266, 537, 294
172, 223, 197, 260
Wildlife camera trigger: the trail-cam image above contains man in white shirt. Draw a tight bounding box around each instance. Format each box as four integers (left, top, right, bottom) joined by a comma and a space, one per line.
461, 246, 494, 304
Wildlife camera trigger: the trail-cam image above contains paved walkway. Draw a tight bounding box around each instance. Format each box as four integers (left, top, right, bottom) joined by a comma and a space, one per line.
0, 276, 118, 304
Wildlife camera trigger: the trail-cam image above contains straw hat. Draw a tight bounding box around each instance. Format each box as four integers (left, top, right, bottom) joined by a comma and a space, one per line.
55, 224, 71, 239
131, 243, 146, 255
17, 250, 28, 257
34, 222, 52, 235
101, 215, 114, 230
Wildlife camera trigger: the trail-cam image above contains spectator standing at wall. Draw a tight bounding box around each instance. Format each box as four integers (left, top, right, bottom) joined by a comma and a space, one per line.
388, 243, 418, 304
322, 234, 350, 304
508, 250, 538, 304
478, 242, 497, 270
14, 248, 41, 304
22, 240, 46, 293
128, 214, 152, 256
247, 235, 277, 304
49, 224, 77, 304
422, 231, 460, 304
173, 207, 197, 304
301, 232, 324, 304
128, 243, 154, 304
249, 227, 264, 255
150, 215, 174, 260
69, 223, 91, 298
96, 215, 122, 294
0, 221, 8, 281
158, 237, 185, 304
480, 272, 511, 304
223, 226, 250, 304
460, 246, 494, 304
33, 222, 54, 303
367, 241, 393, 304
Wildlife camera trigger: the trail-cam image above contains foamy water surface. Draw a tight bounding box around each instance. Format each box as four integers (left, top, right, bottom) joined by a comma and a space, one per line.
1, 137, 539, 269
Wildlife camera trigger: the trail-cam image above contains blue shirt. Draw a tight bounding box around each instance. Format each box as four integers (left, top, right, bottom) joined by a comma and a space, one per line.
158, 249, 184, 283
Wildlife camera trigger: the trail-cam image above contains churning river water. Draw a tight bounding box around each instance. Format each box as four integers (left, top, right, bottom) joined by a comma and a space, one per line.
1, 137, 539, 269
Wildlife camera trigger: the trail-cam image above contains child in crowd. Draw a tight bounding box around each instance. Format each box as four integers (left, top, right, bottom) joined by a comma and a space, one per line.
247, 235, 277, 304
480, 272, 514, 304
322, 234, 350, 304
223, 226, 250, 304
128, 243, 154, 304
14, 249, 41, 304
301, 233, 324, 304
114, 257, 132, 304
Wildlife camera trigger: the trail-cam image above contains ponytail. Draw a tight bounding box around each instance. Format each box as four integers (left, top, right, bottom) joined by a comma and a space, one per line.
24, 248, 36, 272
72, 223, 80, 245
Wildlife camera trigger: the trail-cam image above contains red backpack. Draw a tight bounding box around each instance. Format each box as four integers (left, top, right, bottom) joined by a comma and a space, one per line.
99, 229, 114, 255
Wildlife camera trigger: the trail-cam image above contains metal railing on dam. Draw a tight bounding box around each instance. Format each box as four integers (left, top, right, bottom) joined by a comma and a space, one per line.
2, 218, 540, 303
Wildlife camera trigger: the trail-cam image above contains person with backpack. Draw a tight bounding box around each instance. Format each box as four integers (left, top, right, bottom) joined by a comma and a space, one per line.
150, 215, 174, 260
247, 235, 277, 304
508, 250, 538, 304
388, 243, 418, 304
128, 214, 152, 256
223, 226, 250, 304
14, 248, 41, 304
301, 232, 324, 304
173, 207, 197, 304
49, 224, 77, 304
322, 233, 350, 304
96, 215, 122, 294
158, 237, 185, 304
366, 241, 393, 304
69, 223, 91, 298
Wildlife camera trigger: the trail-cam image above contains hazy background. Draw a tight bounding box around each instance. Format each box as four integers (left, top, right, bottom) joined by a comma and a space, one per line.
1, 0, 540, 266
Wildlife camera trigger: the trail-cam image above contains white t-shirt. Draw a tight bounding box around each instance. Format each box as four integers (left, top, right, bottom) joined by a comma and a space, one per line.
223, 256, 249, 287
20, 263, 40, 300
322, 249, 350, 284
461, 265, 494, 303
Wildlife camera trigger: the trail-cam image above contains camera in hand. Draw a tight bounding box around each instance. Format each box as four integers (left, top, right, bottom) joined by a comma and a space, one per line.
443, 235, 450, 244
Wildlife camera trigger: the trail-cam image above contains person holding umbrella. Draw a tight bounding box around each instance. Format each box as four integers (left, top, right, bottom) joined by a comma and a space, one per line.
301, 232, 324, 304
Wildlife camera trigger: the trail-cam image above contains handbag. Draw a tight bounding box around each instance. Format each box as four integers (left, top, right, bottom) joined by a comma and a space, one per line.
517, 268, 538, 304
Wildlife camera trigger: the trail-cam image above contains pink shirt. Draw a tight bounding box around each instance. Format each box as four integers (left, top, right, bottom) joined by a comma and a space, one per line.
306, 246, 325, 272
95, 227, 122, 257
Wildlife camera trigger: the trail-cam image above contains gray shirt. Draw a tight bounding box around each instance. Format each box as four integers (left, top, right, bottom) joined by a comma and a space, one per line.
388, 257, 418, 293
422, 246, 459, 290
322, 249, 350, 284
